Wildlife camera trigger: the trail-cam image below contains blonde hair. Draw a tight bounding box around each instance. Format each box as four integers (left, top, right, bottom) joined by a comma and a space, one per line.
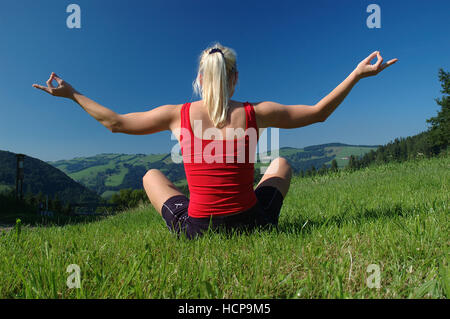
193, 42, 238, 128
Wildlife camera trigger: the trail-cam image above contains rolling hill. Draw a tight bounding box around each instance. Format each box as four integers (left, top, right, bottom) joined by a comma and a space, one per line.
48, 143, 378, 199
0, 150, 101, 204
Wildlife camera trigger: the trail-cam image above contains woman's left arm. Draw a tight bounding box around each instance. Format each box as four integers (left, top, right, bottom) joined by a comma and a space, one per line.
256, 51, 397, 129
315, 51, 398, 121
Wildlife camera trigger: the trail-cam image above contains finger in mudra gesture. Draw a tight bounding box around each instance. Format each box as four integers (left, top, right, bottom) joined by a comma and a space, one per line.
32, 72, 76, 98
356, 51, 398, 78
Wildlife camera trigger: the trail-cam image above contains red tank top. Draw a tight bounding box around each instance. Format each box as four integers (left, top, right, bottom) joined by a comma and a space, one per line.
180, 101, 259, 218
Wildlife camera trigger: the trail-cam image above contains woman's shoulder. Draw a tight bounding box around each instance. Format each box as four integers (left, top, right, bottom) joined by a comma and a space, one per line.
247, 101, 276, 116
228, 100, 257, 108
247, 101, 274, 107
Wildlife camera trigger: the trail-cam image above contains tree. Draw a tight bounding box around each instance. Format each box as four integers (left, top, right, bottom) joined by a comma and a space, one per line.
331, 159, 338, 172
348, 155, 356, 170
110, 188, 148, 210
376, 150, 386, 163
51, 194, 62, 212
319, 164, 328, 175
427, 68, 449, 153
130, 189, 147, 207
110, 189, 132, 210
24, 191, 35, 206
36, 191, 45, 210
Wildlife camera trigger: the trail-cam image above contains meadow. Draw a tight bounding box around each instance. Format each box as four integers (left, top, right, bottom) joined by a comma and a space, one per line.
0, 155, 448, 298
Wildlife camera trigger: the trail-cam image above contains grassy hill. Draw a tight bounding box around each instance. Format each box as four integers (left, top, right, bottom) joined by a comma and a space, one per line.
48, 153, 182, 199
1, 155, 447, 298
48, 143, 377, 198
0, 150, 101, 204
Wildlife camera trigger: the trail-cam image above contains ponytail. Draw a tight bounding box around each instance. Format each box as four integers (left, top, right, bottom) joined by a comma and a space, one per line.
193, 43, 237, 128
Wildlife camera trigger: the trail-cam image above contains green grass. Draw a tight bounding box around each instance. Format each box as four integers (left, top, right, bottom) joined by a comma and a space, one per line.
104, 165, 128, 187
0, 156, 448, 298
0, 184, 13, 194
70, 162, 116, 181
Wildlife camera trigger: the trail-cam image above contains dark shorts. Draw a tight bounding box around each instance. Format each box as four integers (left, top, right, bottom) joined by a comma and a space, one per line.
161, 186, 284, 239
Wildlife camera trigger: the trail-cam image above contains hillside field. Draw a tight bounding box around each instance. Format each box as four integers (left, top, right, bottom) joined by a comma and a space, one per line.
48, 143, 378, 199
0, 155, 448, 298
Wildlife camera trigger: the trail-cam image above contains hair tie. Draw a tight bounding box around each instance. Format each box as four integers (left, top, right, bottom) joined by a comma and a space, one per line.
209, 48, 223, 55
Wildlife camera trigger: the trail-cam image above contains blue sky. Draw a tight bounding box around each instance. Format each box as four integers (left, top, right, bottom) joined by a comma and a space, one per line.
0, 0, 448, 161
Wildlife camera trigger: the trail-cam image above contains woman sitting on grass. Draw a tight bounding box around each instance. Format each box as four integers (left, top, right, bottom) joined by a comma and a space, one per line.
33, 42, 397, 239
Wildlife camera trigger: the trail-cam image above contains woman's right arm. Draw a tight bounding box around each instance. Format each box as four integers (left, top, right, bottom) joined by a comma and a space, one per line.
255, 51, 397, 129
33, 73, 178, 135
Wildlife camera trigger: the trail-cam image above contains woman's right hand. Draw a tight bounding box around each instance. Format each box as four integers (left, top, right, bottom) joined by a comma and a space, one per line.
33, 72, 77, 99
